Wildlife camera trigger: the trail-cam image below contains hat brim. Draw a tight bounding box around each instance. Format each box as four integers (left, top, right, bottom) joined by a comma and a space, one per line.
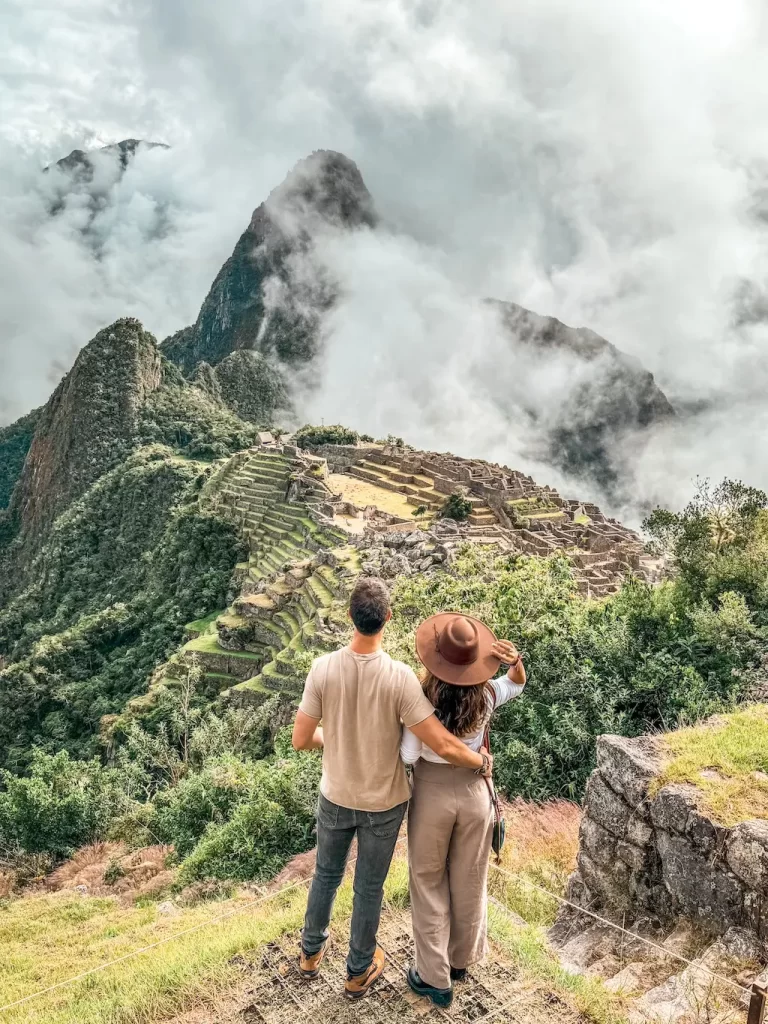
415, 612, 501, 686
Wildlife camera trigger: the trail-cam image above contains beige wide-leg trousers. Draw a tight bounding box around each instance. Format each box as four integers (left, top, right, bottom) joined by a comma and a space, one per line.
408, 759, 494, 990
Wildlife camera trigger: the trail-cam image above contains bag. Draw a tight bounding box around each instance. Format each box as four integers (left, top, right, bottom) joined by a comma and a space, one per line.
483, 723, 505, 863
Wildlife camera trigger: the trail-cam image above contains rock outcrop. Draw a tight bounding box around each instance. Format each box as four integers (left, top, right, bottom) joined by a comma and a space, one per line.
43, 139, 169, 221
46, 139, 168, 182
192, 351, 289, 424
158, 150, 674, 488
562, 731, 768, 939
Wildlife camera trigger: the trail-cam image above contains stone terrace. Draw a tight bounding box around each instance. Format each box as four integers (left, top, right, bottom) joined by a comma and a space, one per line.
115, 448, 360, 730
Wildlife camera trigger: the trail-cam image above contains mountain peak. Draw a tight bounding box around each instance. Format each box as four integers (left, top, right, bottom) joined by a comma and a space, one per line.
262, 150, 377, 232
9, 318, 162, 544
46, 139, 169, 181
163, 150, 376, 373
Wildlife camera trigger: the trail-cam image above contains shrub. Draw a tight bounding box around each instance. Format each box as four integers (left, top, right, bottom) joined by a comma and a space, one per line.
294, 424, 359, 448
441, 492, 473, 521
177, 753, 321, 882
387, 538, 763, 802
151, 755, 258, 857
0, 750, 133, 861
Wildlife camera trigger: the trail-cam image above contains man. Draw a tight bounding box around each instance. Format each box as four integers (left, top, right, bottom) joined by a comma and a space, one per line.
292, 577, 493, 1000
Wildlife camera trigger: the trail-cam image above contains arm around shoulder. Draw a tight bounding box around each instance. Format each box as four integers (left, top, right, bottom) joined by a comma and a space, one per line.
409, 714, 489, 773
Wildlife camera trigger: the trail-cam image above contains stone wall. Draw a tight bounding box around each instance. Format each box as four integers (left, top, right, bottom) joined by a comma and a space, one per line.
294, 440, 662, 595
567, 733, 768, 939
309, 444, 378, 473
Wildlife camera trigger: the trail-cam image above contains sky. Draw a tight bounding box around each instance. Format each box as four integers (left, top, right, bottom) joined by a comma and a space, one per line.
2, 0, 768, 515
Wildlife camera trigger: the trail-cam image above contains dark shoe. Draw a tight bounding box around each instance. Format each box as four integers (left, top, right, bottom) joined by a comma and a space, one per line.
344, 945, 385, 999
450, 966, 468, 982
299, 937, 328, 980
407, 966, 453, 1007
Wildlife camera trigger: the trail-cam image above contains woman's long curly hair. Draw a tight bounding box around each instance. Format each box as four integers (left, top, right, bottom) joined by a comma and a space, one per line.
422, 671, 492, 737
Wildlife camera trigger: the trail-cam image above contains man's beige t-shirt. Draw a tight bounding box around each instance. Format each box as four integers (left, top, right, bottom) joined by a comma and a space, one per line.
299, 646, 434, 812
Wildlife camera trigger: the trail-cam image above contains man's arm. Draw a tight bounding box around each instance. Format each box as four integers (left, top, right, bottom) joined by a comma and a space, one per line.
292, 710, 324, 751
409, 714, 491, 774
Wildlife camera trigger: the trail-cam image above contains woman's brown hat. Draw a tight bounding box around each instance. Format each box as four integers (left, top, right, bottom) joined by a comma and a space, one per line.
415, 612, 500, 686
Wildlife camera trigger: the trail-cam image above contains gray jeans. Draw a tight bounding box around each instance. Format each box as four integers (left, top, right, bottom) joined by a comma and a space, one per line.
302, 793, 407, 977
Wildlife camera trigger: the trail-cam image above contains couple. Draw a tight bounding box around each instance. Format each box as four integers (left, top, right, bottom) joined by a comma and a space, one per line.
291, 576, 526, 1006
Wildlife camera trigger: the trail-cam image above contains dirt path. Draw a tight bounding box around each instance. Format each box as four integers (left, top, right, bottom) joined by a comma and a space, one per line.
164, 907, 588, 1024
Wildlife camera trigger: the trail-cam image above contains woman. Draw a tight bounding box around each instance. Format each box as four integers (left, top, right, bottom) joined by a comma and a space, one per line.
401, 613, 526, 1007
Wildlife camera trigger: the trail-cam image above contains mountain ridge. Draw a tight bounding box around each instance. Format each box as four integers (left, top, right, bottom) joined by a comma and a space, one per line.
157, 149, 673, 491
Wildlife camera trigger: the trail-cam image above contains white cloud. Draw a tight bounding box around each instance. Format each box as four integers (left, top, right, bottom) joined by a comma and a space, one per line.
2, 0, 768, 513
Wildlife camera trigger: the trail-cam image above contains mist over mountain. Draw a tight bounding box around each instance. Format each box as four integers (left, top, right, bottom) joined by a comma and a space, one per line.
163, 150, 377, 372
148, 149, 671, 496
3, 0, 768, 516
4, 4, 768, 986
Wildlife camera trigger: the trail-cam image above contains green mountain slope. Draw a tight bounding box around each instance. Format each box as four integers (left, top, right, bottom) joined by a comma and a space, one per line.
0, 407, 41, 510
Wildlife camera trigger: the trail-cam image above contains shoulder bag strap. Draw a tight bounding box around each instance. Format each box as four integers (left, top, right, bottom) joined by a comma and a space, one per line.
482, 723, 502, 823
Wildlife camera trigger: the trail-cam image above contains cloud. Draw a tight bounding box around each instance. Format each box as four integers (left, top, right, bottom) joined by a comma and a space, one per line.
3, 0, 768, 514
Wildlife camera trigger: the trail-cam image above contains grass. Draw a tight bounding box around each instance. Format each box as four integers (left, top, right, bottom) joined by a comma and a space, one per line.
489, 798, 581, 926
182, 634, 261, 660
0, 886, 308, 1024
0, 859, 409, 1024
183, 611, 223, 636
488, 908, 627, 1024
0, 824, 622, 1024
651, 704, 768, 825
327, 473, 416, 518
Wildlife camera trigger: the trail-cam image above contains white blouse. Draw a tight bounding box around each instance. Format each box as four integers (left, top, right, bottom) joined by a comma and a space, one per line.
400, 674, 525, 765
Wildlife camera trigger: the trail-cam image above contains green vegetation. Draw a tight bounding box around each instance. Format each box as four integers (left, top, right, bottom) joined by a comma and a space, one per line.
211, 350, 288, 424
0, 846, 624, 1024
441, 491, 473, 521
2, 450, 768, 895
0, 750, 134, 864
294, 423, 359, 448
0, 884, 310, 1024
0, 408, 40, 509
653, 704, 768, 824
177, 753, 321, 882
140, 362, 258, 459
0, 447, 245, 768
387, 479, 768, 800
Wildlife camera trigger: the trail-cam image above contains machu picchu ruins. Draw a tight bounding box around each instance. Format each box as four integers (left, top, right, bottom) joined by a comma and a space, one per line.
120, 435, 662, 729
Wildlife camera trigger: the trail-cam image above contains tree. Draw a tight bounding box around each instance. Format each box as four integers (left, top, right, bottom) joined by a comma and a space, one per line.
644, 478, 768, 594
442, 492, 473, 521
0, 750, 133, 860
294, 424, 359, 448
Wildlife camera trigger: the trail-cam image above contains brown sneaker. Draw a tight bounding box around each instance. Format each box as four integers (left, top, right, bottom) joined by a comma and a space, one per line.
299, 937, 328, 980
344, 946, 386, 1000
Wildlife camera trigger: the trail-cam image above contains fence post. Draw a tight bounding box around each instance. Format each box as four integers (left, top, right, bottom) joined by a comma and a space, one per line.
747, 984, 767, 1024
